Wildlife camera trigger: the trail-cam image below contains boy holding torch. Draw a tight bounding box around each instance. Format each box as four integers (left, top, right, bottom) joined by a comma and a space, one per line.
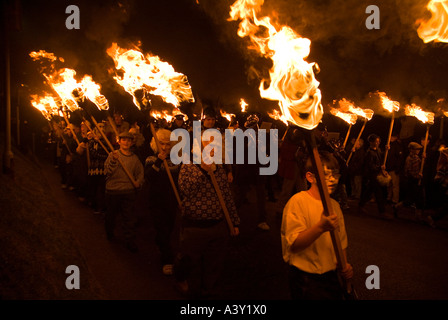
104, 131, 144, 253
281, 151, 353, 300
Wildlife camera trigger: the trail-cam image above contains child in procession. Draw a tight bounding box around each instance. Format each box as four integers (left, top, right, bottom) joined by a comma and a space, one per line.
104, 131, 144, 253
281, 151, 353, 300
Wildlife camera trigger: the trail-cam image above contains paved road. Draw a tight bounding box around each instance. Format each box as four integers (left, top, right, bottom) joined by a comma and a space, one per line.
39, 159, 448, 301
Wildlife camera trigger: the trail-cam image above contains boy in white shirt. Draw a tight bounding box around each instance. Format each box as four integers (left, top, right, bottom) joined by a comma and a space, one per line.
281, 151, 353, 300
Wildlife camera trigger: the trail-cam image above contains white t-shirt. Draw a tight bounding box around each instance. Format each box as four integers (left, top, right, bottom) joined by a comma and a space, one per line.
281, 191, 348, 274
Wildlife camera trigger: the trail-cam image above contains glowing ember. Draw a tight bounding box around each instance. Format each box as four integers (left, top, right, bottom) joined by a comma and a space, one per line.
377, 91, 400, 113
329, 108, 357, 125
405, 104, 435, 124
417, 0, 448, 43
29, 50, 64, 63
106, 42, 195, 109
240, 98, 248, 113
229, 0, 323, 130
444, 111, 448, 117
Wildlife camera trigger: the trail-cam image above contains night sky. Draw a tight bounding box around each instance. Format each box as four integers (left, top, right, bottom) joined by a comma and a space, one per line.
3, 0, 448, 137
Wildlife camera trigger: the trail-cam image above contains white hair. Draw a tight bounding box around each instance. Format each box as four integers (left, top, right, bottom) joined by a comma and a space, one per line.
150, 128, 174, 153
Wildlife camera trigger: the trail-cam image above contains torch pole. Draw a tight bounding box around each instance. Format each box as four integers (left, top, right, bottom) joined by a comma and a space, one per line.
207, 167, 236, 236
82, 117, 109, 156
346, 118, 367, 166
51, 116, 72, 156
106, 112, 120, 137
418, 125, 430, 186
382, 111, 395, 167
60, 108, 80, 145
302, 127, 352, 294
342, 124, 352, 149
149, 122, 182, 208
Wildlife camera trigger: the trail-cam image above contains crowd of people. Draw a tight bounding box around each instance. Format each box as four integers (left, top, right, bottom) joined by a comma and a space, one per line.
39, 105, 448, 299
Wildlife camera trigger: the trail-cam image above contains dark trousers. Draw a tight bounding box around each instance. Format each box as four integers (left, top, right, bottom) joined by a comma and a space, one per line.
359, 177, 386, 213
288, 265, 344, 300
105, 191, 137, 242
174, 219, 229, 299
87, 175, 106, 212
150, 202, 177, 265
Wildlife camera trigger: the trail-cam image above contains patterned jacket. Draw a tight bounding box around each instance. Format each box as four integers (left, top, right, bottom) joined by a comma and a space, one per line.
178, 163, 240, 226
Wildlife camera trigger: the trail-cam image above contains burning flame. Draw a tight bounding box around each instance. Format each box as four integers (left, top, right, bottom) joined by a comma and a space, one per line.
329, 108, 357, 125
29, 50, 64, 63
151, 109, 187, 123
106, 42, 195, 109
444, 111, 448, 117
30, 93, 60, 121
30, 50, 109, 112
220, 110, 236, 122
268, 109, 288, 125
405, 104, 435, 124
228, 0, 323, 130
377, 91, 400, 113
240, 98, 248, 113
417, 0, 448, 43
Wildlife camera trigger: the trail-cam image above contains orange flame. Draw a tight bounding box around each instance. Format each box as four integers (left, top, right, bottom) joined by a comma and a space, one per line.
329, 108, 357, 125
268, 109, 288, 125
30, 50, 109, 111
405, 104, 435, 124
30, 93, 60, 121
151, 109, 187, 123
106, 42, 194, 109
220, 110, 236, 122
240, 98, 248, 112
229, 0, 323, 130
377, 91, 400, 113
417, 0, 448, 43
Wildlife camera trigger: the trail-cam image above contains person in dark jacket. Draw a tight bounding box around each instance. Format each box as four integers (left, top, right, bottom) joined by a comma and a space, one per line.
358, 134, 392, 219
145, 128, 180, 276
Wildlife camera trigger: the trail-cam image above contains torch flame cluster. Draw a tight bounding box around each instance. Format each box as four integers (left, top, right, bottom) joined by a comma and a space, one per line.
229, 0, 323, 130
106, 42, 194, 109
29, 51, 109, 114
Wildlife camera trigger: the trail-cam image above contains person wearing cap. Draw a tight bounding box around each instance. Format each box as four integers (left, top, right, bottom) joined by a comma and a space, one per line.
398, 141, 424, 216
104, 130, 144, 253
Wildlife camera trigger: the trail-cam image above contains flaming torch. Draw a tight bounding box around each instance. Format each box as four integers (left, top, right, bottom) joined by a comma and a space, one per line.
417, 0, 448, 43
345, 106, 374, 165
377, 91, 400, 166
30, 93, 73, 155
29, 50, 139, 188
106, 42, 197, 209
405, 104, 435, 184
228, 0, 354, 296
331, 98, 359, 149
